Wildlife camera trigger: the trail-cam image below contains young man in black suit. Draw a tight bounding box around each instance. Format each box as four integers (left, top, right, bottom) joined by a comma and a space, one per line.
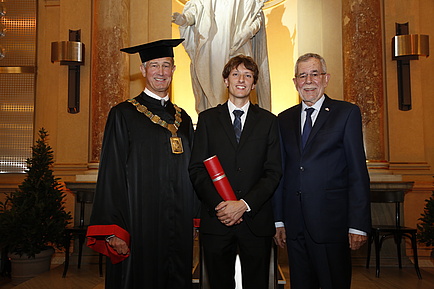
189, 55, 281, 289
273, 53, 371, 289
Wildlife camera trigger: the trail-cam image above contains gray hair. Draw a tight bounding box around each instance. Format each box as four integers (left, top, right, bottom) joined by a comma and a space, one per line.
294, 53, 327, 76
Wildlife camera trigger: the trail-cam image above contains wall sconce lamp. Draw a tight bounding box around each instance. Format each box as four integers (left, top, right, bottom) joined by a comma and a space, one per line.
51, 30, 85, 114
392, 23, 429, 111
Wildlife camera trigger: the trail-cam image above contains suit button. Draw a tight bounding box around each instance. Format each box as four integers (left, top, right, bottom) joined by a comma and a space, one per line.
237, 167, 242, 172
300, 166, 304, 171
296, 191, 301, 196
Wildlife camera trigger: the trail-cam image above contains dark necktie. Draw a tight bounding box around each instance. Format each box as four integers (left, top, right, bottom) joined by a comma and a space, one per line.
301, 108, 314, 148
233, 110, 244, 143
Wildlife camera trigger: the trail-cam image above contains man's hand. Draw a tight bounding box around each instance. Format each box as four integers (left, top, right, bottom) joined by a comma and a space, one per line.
348, 233, 368, 250
274, 227, 286, 248
107, 236, 129, 255
215, 201, 246, 226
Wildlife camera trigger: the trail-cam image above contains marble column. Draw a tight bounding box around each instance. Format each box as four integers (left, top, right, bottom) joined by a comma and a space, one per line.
90, 0, 130, 163
342, 0, 385, 163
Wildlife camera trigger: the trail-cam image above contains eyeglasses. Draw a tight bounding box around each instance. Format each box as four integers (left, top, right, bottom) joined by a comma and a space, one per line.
295, 72, 326, 81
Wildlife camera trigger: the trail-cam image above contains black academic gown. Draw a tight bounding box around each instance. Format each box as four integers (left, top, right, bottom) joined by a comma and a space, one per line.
88, 92, 197, 289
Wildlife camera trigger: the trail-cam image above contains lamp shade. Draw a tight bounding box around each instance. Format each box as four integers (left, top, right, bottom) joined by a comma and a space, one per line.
393, 34, 429, 57
51, 41, 85, 65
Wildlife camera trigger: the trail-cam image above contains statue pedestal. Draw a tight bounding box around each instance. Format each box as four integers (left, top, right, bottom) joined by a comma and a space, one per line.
73, 163, 99, 182
75, 171, 97, 182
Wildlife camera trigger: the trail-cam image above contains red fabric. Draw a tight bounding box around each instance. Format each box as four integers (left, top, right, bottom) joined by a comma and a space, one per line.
86, 224, 131, 264
203, 155, 237, 200
193, 218, 200, 228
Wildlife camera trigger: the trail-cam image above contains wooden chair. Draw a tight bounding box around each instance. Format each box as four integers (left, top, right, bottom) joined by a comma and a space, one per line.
62, 189, 103, 278
366, 182, 422, 279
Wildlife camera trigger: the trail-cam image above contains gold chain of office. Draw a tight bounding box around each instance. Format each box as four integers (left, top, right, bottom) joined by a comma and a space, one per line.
128, 98, 184, 154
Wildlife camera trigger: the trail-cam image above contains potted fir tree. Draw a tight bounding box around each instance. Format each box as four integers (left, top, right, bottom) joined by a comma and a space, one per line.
418, 192, 434, 257
0, 128, 71, 285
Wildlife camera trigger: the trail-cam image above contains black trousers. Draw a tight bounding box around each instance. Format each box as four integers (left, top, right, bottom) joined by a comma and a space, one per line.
286, 230, 352, 289
201, 222, 272, 289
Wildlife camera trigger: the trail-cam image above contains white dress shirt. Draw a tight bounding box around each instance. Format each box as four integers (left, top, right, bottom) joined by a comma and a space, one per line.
144, 88, 169, 105
227, 99, 251, 212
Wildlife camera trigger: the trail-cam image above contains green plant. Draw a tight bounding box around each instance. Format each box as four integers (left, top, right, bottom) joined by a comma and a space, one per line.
418, 192, 434, 247
0, 128, 72, 258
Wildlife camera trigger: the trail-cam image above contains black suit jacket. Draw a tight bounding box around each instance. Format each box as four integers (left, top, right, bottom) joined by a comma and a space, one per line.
189, 102, 282, 237
273, 95, 371, 243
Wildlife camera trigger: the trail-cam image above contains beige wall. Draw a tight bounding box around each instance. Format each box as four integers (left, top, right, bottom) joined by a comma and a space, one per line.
34, 0, 92, 180
384, 0, 433, 168
382, 0, 434, 256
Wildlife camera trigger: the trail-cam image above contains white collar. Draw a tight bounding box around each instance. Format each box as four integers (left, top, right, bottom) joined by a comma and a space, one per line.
144, 88, 169, 102
302, 95, 325, 112
228, 99, 250, 114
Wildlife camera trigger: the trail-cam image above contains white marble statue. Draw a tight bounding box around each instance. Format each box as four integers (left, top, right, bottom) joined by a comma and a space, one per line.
172, 0, 271, 113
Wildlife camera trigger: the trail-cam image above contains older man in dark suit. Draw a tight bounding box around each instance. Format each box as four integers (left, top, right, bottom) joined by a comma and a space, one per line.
189, 55, 281, 289
273, 53, 371, 289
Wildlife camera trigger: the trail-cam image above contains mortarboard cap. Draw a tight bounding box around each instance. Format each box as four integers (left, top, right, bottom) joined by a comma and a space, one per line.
120, 38, 184, 63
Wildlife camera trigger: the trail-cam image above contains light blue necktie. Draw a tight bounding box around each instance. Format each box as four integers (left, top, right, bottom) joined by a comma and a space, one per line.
233, 110, 244, 143
301, 108, 314, 148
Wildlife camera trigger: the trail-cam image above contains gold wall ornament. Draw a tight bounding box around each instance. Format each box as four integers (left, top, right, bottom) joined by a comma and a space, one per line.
393, 34, 429, 58
51, 41, 84, 64
51, 30, 85, 114
392, 23, 430, 111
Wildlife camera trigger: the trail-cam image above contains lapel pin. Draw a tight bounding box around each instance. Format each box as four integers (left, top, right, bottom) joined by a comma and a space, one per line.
325, 107, 330, 111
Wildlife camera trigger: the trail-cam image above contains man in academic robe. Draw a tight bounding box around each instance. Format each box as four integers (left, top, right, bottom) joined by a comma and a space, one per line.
86, 39, 198, 289
189, 55, 281, 289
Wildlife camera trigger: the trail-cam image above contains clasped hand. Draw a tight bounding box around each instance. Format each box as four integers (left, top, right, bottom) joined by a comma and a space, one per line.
215, 200, 246, 226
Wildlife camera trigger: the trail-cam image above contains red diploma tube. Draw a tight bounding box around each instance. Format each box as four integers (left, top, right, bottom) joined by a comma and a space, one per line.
203, 155, 237, 200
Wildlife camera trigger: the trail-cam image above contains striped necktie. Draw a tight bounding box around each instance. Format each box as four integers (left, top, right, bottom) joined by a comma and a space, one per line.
233, 110, 244, 143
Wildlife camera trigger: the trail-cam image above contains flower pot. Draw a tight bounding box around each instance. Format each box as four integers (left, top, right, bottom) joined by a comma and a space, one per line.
8, 247, 55, 285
